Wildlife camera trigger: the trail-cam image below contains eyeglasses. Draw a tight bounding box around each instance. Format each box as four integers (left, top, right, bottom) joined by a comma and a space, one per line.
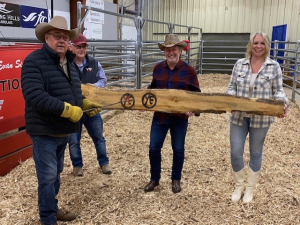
47, 32, 70, 41
72, 44, 88, 50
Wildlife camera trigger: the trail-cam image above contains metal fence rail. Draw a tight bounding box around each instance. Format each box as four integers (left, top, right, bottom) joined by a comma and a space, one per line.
200, 39, 248, 74
271, 40, 300, 102
76, 1, 202, 89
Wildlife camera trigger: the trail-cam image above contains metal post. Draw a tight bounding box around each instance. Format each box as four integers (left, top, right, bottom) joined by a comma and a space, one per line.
274, 40, 278, 62
292, 40, 300, 101
134, 0, 144, 89
120, 0, 124, 40
200, 38, 203, 74
77, 1, 82, 33
168, 23, 174, 34
187, 26, 192, 64
135, 16, 143, 89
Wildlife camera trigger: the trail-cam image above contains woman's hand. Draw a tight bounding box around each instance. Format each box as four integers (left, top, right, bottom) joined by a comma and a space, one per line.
185, 111, 194, 117
278, 104, 288, 118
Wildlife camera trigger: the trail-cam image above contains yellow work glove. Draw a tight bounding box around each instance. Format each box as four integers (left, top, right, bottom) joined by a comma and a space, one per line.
82, 98, 102, 117
60, 102, 83, 122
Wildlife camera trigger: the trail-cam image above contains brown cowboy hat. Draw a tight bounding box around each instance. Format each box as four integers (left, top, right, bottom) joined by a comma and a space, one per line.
158, 34, 187, 51
35, 16, 79, 43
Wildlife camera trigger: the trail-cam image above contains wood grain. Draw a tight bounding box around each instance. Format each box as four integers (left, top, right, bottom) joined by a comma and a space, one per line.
81, 84, 285, 116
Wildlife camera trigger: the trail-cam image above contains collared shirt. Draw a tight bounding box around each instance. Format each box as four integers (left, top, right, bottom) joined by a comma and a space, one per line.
226, 57, 289, 128
75, 56, 107, 88
60, 57, 68, 78
148, 59, 201, 124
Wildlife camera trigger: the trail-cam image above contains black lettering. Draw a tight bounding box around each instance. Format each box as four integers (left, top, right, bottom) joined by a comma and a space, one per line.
12, 79, 19, 90
0, 79, 21, 92
0, 80, 7, 92
7, 79, 11, 91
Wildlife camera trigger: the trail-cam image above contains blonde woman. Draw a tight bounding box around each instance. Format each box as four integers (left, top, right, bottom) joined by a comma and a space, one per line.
226, 31, 288, 203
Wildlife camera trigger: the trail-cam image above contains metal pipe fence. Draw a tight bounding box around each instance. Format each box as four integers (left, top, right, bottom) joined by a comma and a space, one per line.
76, 0, 202, 89
200, 39, 247, 74
200, 37, 300, 103
271, 40, 300, 102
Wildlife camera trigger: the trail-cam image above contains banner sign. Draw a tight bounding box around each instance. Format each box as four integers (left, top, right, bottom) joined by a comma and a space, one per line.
0, 48, 37, 128
0, 2, 20, 27
20, 5, 48, 28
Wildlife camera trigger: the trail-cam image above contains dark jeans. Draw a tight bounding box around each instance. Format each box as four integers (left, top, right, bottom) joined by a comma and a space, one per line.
30, 134, 69, 225
149, 116, 188, 182
69, 113, 109, 167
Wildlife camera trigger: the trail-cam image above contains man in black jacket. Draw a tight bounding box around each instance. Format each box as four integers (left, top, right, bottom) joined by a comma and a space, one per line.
21, 16, 101, 225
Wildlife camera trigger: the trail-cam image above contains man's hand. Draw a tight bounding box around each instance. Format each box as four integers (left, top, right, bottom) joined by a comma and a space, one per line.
82, 99, 102, 117
185, 111, 194, 117
60, 102, 83, 122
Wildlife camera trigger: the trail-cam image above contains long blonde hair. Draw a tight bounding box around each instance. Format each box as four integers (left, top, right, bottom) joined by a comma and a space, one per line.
245, 31, 270, 61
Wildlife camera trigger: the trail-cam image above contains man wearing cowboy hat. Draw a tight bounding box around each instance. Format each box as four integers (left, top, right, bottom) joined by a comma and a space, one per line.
21, 16, 101, 225
144, 34, 201, 194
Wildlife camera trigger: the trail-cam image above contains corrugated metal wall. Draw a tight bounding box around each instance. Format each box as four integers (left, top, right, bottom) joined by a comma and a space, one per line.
143, 0, 300, 42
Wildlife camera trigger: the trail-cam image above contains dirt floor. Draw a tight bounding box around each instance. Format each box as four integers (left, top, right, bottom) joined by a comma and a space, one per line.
1, 74, 300, 225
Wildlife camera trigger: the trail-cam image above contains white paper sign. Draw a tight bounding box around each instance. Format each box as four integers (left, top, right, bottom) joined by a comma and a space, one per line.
85, 0, 104, 24
84, 22, 102, 40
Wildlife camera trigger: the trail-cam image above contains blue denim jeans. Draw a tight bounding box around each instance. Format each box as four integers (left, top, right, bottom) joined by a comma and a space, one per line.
30, 134, 69, 225
69, 113, 109, 167
230, 118, 269, 172
148, 116, 188, 182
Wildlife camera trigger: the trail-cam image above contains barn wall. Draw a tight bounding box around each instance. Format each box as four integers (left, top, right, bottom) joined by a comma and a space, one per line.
143, 0, 300, 42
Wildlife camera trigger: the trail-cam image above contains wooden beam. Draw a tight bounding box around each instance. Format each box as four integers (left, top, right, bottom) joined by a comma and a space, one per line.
81, 84, 285, 116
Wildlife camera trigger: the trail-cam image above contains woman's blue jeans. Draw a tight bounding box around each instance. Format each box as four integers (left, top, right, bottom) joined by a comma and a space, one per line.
30, 134, 69, 225
149, 116, 188, 182
230, 118, 269, 172
69, 113, 109, 167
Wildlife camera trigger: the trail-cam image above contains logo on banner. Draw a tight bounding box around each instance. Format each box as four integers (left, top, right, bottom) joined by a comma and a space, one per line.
20, 5, 48, 28
0, 2, 20, 27
0, 3, 12, 13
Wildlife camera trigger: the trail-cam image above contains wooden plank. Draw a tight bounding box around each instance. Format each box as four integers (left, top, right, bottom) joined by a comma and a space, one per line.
82, 84, 285, 116
0, 146, 32, 176
0, 130, 32, 158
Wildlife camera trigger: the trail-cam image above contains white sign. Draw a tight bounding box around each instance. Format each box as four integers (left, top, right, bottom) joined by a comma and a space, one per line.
85, 0, 104, 24
84, 22, 102, 40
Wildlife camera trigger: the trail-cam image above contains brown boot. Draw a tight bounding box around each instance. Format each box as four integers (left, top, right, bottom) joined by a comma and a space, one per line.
56, 209, 76, 221
144, 181, 159, 192
172, 180, 181, 193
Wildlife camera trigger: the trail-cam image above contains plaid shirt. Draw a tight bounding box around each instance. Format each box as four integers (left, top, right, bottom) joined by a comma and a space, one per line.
226, 57, 289, 128
148, 59, 201, 124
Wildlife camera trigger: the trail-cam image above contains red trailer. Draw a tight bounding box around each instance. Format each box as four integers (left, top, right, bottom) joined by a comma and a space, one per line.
0, 44, 41, 176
